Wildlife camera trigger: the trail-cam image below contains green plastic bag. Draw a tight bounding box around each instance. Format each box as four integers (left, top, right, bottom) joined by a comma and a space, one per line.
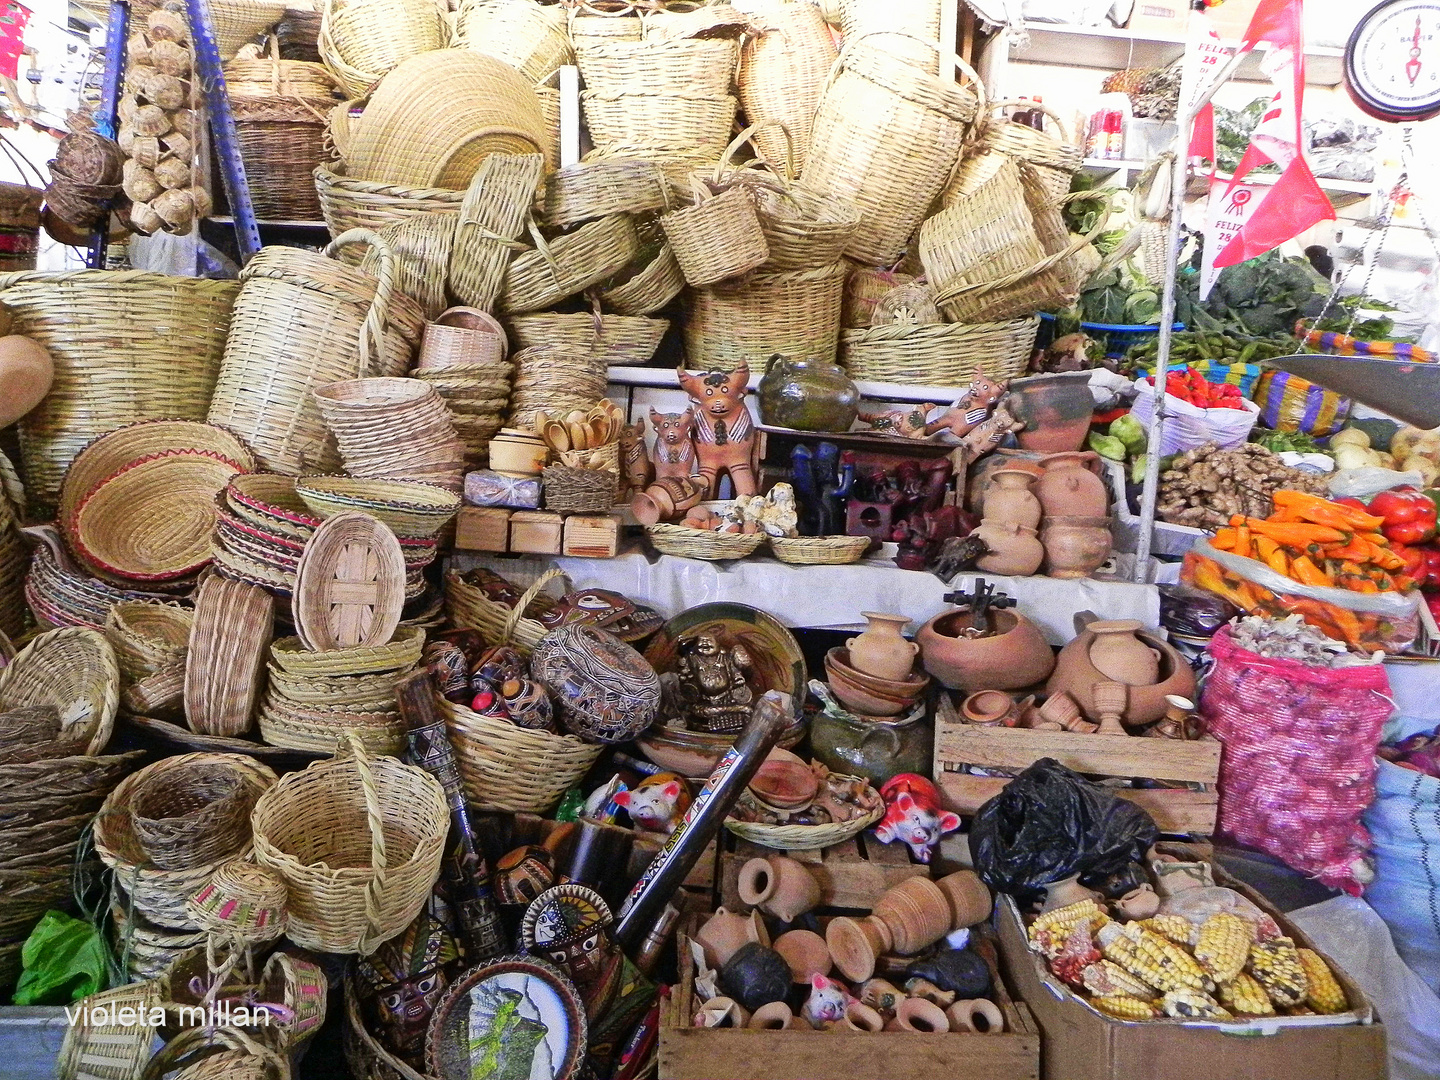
13, 911, 107, 1005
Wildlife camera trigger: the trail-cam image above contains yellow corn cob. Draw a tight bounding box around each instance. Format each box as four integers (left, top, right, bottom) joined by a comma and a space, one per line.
1297, 949, 1347, 1014
1081, 959, 1158, 999
1030, 899, 1109, 940
1194, 913, 1251, 985
1090, 994, 1161, 1020
1217, 973, 1275, 1017
1098, 923, 1214, 994
1248, 937, 1308, 1007
1140, 914, 1194, 946
1161, 989, 1232, 1021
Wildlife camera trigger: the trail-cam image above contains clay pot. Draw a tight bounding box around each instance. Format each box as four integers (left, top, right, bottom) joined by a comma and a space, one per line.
0, 335, 53, 428
758, 354, 859, 433
825, 648, 928, 696
835, 1002, 885, 1032
695, 907, 770, 969
1037, 691, 1095, 733
825, 915, 892, 983
1040, 516, 1113, 579
1116, 884, 1160, 921
873, 877, 953, 955
883, 997, 949, 1032
1039, 875, 1098, 913
737, 855, 821, 923
531, 624, 662, 743
947, 999, 1005, 1034
749, 755, 820, 810
934, 871, 992, 928
695, 997, 749, 1028
1092, 679, 1129, 736
916, 607, 1056, 692
631, 476, 705, 526
773, 929, 832, 982
1035, 451, 1108, 518
1086, 620, 1161, 685
825, 662, 913, 717
982, 469, 1042, 529
1045, 621, 1196, 726
718, 941, 793, 1012
961, 690, 1017, 727
846, 613, 919, 682
810, 695, 931, 787
1007, 372, 1094, 453
748, 1001, 803, 1030
973, 520, 1044, 577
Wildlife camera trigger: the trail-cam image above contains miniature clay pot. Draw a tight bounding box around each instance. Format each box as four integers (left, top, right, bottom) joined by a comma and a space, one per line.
1035, 451, 1108, 518
982, 469, 1043, 530
872, 877, 953, 956
846, 612, 919, 682
946, 998, 1005, 1034
825, 915, 892, 983
737, 855, 821, 923
1086, 619, 1161, 685
748, 1001, 803, 1030
1040, 515, 1113, 579
1045, 621, 1196, 726
1092, 679, 1129, 736
757, 354, 860, 433
859, 978, 904, 1016
695, 907, 771, 969
973, 520, 1044, 577
695, 997, 749, 1028
1039, 874, 1098, 913
718, 941, 793, 1012
809, 702, 931, 788
1007, 372, 1094, 454
773, 929, 832, 982
961, 690, 1016, 727
1116, 884, 1160, 921
631, 476, 705, 526
916, 607, 1056, 693
934, 871, 992, 928
835, 1002, 885, 1032
883, 997, 949, 1032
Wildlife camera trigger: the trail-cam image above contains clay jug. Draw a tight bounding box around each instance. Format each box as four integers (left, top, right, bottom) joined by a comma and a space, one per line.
846, 613, 918, 681
758, 354, 860, 433
1116, 884, 1160, 920
982, 469, 1042, 529
1040, 516, 1113, 579
973, 520, 1044, 577
695, 907, 770, 969
1035, 451, 1108, 519
773, 929, 832, 982
872, 876, 953, 955
1039, 875, 1098, 913
1087, 619, 1161, 685
737, 855, 821, 923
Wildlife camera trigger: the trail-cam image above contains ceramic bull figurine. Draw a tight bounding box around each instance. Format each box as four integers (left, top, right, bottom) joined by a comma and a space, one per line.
873, 774, 961, 863
677, 361, 758, 499
649, 407, 697, 481
619, 419, 653, 498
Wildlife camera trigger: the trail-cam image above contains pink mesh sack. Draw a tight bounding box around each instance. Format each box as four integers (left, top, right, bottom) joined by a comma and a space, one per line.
1200, 625, 1393, 895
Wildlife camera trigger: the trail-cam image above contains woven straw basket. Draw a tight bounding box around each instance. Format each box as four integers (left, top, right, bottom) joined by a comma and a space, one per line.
661, 181, 768, 286
581, 91, 737, 160
982, 99, 1084, 203
726, 797, 883, 850
447, 152, 546, 313
685, 260, 845, 371
577, 35, 738, 97
842, 265, 913, 328
57, 981, 162, 1080
209, 0, 290, 61
646, 522, 765, 560
443, 565, 560, 654
129, 756, 259, 871
364, 211, 457, 319
104, 601, 192, 682
0, 271, 239, 511
456, 0, 572, 82
447, 699, 603, 813
314, 164, 464, 240
0, 627, 118, 756
600, 241, 684, 316
839, 316, 1040, 385
737, 0, 836, 174
506, 309, 667, 366
768, 533, 871, 565
542, 158, 671, 228
837, 0, 940, 70
499, 214, 640, 313
250, 733, 447, 954
319, 0, 446, 98
505, 345, 608, 430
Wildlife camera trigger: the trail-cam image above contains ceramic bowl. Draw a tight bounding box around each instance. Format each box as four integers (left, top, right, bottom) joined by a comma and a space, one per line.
638, 718, 807, 778
749, 752, 819, 810
487, 434, 548, 477
824, 647, 930, 697
825, 666, 914, 717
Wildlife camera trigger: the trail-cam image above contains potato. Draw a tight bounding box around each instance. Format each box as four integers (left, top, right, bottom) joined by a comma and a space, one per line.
1332, 445, 1374, 471
1402, 455, 1440, 486
1374, 451, 1396, 469
1390, 426, 1438, 462
1330, 427, 1371, 450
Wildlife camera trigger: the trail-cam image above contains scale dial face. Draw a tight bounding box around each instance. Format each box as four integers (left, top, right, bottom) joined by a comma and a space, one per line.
1346, 1, 1440, 122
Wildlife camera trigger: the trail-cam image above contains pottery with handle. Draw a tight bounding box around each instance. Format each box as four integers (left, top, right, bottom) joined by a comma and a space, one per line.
973, 520, 1044, 577
737, 854, 821, 923
845, 612, 919, 682
1035, 450, 1108, 518
1040, 515, 1113, 579
982, 468, 1042, 529
695, 907, 771, 969
947, 998, 1005, 1034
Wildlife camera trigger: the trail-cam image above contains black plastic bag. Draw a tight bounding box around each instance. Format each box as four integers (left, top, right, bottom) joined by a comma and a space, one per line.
970, 759, 1160, 905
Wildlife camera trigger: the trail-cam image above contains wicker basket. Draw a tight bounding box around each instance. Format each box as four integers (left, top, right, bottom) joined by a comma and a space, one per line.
535, 80, 560, 171
447, 152, 547, 313
447, 699, 602, 813
443, 565, 562, 654
295, 475, 461, 537
737, 0, 836, 174
0, 271, 239, 511
187, 859, 288, 944
752, 184, 860, 273
542, 465, 617, 513
318, 0, 446, 98
257, 694, 405, 756
577, 35, 738, 96
314, 164, 464, 239
209, 0, 290, 60
499, 214, 641, 313
24, 528, 185, 633
129, 757, 258, 871
837, 0, 940, 69
250, 734, 448, 954
456, 0, 572, 81
568, 9, 642, 49
646, 523, 764, 560
505, 310, 667, 366
726, 797, 883, 850
56, 981, 162, 1080
270, 627, 426, 676
0, 627, 117, 756
871, 279, 940, 326
229, 95, 332, 222
104, 601, 192, 682
0, 486, 24, 641
661, 182, 768, 286
111, 891, 208, 981
265, 664, 412, 709
642, 3, 751, 41
600, 240, 685, 315
842, 264, 913, 328
542, 158, 671, 228
184, 574, 274, 738
361, 211, 456, 319
982, 98, 1083, 203
207, 231, 426, 476
768, 533, 871, 564
417, 307, 508, 370
581, 90, 737, 158
684, 259, 845, 371
839, 316, 1039, 385
801, 32, 981, 265
505, 345, 609, 430
226, 473, 323, 539
312, 376, 466, 490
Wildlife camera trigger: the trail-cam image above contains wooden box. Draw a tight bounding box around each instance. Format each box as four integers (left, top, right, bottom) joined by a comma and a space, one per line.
455, 507, 511, 552
509, 510, 563, 554
562, 514, 621, 558
719, 834, 927, 912
933, 696, 1220, 834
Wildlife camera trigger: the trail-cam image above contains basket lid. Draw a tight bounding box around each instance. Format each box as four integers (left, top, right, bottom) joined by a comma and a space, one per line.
292, 511, 407, 651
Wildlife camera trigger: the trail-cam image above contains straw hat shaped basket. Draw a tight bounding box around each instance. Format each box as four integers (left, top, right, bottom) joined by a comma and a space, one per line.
455, 0, 572, 82
318, 0, 446, 98
206, 229, 425, 476
249, 733, 448, 954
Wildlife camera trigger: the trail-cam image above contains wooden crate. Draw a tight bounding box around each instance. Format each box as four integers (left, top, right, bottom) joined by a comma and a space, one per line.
933, 696, 1220, 834
455, 506, 511, 552
562, 513, 621, 558
719, 834, 927, 913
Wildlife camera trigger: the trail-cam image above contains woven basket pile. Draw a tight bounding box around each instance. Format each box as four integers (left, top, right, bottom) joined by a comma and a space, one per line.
211, 472, 323, 598
313, 376, 467, 492
456, 0, 572, 81
412, 307, 514, 468
0, 463, 26, 639
318, 0, 446, 98
505, 345, 609, 431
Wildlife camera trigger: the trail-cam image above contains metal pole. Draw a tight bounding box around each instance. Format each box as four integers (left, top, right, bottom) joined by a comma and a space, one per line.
85, 0, 129, 269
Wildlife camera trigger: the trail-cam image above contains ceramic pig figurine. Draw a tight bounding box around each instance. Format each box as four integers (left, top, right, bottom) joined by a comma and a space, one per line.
612, 772, 693, 835
801, 974, 853, 1029
873, 774, 961, 863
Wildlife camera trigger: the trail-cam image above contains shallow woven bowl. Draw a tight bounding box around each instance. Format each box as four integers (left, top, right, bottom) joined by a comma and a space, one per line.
269, 626, 425, 676
294, 476, 462, 539
226, 473, 323, 540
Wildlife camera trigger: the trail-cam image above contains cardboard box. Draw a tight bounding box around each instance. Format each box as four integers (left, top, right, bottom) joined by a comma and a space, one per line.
509, 510, 563, 554
562, 514, 621, 558
995, 847, 1386, 1080
720, 834, 927, 912
1126, 0, 1188, 37
455, 507, 510, 552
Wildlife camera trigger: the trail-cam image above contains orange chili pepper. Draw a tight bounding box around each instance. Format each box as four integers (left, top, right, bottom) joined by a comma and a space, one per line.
1289, 554, 1333, 587
1246, 519, 1348, 546
1210, 527, 1238, 552
1271, 490, 1386, 531
1233, 523, 1252, 561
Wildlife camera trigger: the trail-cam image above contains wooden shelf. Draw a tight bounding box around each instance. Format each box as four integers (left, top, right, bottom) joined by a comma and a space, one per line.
604, 365, 974, 406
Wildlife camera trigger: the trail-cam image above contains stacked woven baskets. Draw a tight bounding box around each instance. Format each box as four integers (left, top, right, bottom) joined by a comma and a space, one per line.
413, 307, 514, 468
313, 377, 467, 492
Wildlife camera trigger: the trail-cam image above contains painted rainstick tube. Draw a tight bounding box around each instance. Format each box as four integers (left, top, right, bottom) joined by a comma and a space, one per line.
615, 690, 793, 951
397, 672, 507, 962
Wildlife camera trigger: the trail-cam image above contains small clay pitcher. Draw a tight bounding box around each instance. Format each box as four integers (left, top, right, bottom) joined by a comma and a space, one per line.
773, 929, 832, 982
834, 1002, 885, 1032
695, 907, 770, 969
872, 876, 954, 955
883, 997, 949, 1032
737, 855, 821, 923
846, 613, 919, 682
982, 469, 1042, 530
1116, 884, 1160, 921
1040, 516, 1113, 579
947, 999, 1005, 1034
934, 871, 992, 929
961, 690, 1017, 727
973, 520, 1044, 577
1035, 451, 1108, 519
1039, 875, 1098, 913
1086, 620, 1161, 685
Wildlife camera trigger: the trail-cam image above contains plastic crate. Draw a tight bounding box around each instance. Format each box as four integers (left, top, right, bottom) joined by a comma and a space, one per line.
1036, 313, 1184, 358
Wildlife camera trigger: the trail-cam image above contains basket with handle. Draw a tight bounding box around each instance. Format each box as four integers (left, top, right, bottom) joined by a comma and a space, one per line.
446, 152, 546, 313
129, 757, 258, 871
56, 981, 163, 1080
250, 732, 448, 954
506, 307, 667, 367
447, 698, 603, 813
359, 211, 457, 320
455, 0, 572, 82
443, 564, 563, 654
318, 0, 446, 98
580, 90, 737, 159
314, 164, 464, 240
839, 316, 1040, 385
684, 260, 846, 372
661, 178, 769, 286
600, 239, 684, 315
499, 213, 641, 313
542, 157, 671, 228
206, 229, 425, 476
576, 34, 739, 97
737, 0, 836, 174
980, 98, 1084, 203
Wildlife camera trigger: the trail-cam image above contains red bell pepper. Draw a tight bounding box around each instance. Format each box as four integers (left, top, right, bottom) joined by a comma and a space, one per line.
1369, 487, 1439, 546
1395, 544, 1432, 589
1423, 546, 1440, 592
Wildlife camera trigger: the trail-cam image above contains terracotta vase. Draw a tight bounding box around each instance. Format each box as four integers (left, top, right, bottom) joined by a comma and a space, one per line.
883, 997, 949, 1032
917, 607, 1056, 692
773, 929, 832, 982
695, 907, 770, 969
1087, 620, 1162, 685
961, 690, 1017, 727
1035, 451, 1108, 518
1092, 680, 1129, 736
1040, 516, 1113, 579
946, 998, 1005, 1034
1037, 691, 1096, 733
1116, 884, 1160, 921
835, 1002, 885, 1032
846, 613, 919, 682
1007, 372, 1094, 453
1039, 875, 1098, 913
738, 855, 821, 923
872, 877, 953, 955
1046, 621, 1196, 726
982, 469, 1042, 529
934, 871, 992, 928
748, 1001, 802, 1030
973, 520, 1044, 577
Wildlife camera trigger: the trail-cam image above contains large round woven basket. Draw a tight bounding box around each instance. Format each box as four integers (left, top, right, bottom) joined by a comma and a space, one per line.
250, 734, 447, 954
24, 527, 186, 633
505, 346, 608, 431
600, 240, 685, 316
581, 90, 737, 159
505, 311, 667, 367
0, 627, 118, 756
456, 0, 572, 82
541, 158, 671, 228
684, 260, 845, 371
318, 0, 446, 98
0, 271, 239, 511
314, 165, 464, 240
447, 699, 602, 813
838, 316, 1040, 385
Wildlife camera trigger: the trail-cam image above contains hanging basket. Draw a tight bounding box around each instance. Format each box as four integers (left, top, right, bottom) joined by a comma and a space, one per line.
661, 181, 769, 286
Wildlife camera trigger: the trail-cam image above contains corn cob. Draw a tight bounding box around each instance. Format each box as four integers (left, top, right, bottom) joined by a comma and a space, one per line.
1099, 922, 1214, 994
1161, 989, 1232, 1021
1030, 899, 1109, 941
1217, 973, 1275, 1017
1139, 914, 1194, 946
1194, 913, 1251, 985
1297, 949, 1347, 1014
1090, 994, 1161, 1020
1081, 960, 1158, 999
1248, 937, 1308, 1007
